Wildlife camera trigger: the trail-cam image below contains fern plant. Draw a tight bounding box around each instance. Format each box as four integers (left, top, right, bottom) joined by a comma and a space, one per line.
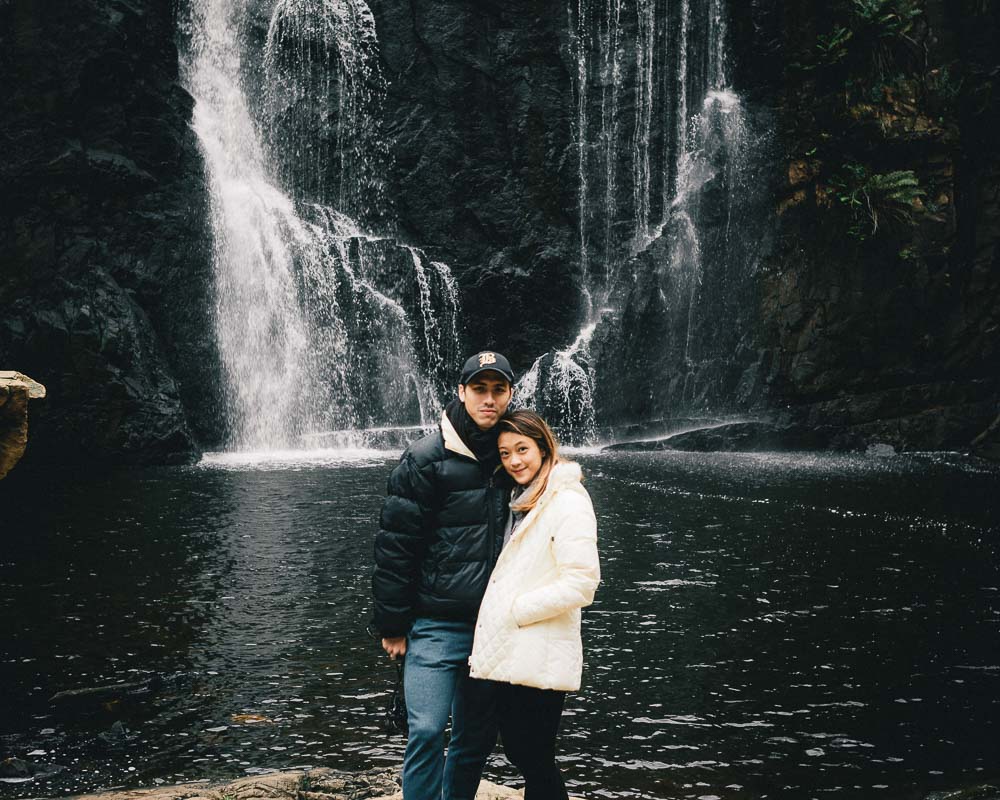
852, 0, 922, 38
830, 165, 925, 238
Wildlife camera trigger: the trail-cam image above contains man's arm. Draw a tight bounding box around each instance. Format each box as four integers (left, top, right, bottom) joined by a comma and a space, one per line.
372, 451, 435, 646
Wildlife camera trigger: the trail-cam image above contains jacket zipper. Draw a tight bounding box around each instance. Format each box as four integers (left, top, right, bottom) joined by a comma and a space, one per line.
487, 470, 497, 567
486, 463, 506, 567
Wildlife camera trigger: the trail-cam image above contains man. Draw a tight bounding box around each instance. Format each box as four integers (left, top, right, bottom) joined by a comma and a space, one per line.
373, 351, 516, 800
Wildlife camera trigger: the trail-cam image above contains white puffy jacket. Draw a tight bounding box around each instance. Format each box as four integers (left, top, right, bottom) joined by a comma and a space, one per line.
469, 461, 600, 691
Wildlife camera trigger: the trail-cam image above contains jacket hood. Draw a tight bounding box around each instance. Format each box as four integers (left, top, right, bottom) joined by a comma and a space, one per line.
545, 460, 583, 491
441, 410, 476, 460
510, 460, 584, 537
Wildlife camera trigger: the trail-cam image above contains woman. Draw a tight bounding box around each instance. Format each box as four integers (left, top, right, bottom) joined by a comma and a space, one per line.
469, 409, 600, 800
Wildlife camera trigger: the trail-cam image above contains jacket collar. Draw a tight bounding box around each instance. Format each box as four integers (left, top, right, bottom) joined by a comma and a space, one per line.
508, 461, 583, 540
441, 409, 477, 461
543, 460, 584, 492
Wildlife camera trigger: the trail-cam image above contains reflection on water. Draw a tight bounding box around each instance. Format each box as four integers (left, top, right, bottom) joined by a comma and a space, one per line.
1, 450, 998, 799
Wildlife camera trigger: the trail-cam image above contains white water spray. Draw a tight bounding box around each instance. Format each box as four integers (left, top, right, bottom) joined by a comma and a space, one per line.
527, 0, 754, 441
181, 0, 460, 451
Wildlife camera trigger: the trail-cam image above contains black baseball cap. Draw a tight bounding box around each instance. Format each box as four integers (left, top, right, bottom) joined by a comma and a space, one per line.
459, 351, 515, 385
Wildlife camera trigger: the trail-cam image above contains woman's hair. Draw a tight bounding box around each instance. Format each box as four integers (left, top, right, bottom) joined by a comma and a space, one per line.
497, 409, 561, 512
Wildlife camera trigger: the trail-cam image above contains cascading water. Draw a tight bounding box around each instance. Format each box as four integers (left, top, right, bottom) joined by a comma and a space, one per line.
519, 0, 762, 442
179, 0, 459, 451
516, 314, 609, 445
261, 0, 386, 218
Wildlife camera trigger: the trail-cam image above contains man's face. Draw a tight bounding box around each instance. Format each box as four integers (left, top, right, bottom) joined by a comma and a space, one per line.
458, 372, 512, 430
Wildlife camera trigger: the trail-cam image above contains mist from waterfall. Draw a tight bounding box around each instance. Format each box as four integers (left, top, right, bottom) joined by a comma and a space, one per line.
180, 0, 458, 451
518, 0, 759, 443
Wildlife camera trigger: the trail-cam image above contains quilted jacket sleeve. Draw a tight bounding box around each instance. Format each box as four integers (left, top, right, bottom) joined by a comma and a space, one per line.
511, 491, 600, 628
372, 451, 435, 637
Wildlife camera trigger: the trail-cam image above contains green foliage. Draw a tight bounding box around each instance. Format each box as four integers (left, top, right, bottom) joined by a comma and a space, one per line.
830, 164, 926, 240
801, 0, 924, 82
926, 66, 963, 106
851, 0, 922, 39
815, 26, 853, 65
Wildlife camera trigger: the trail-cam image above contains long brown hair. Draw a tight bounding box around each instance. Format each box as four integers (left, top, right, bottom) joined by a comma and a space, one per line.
498, 409, 561, 512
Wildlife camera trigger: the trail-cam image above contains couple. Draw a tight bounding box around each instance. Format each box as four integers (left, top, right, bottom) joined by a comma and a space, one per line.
372, 351, 601, 800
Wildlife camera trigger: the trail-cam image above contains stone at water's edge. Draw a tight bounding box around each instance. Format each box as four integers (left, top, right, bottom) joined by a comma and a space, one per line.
60, 769, 579, 800
971, 411, 1000, 462
604, 421, 833, 453
924, 784, 1000, 800
43, 767, 1000, 800
0, 372, 46, 480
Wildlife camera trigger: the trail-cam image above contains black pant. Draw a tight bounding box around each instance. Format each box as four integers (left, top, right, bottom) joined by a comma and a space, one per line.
496, 683, 569, 800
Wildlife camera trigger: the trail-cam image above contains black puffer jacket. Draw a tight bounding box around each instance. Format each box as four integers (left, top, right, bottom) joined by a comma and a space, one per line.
372, 412, 510, 637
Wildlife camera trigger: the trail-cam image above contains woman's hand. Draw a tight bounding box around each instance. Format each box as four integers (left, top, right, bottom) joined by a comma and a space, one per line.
382, 636, 407, 659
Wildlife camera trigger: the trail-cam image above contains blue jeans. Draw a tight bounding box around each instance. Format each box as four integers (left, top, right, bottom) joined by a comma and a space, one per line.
403, 618, 498, 800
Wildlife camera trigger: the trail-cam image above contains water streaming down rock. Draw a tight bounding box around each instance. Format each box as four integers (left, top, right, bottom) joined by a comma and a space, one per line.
262, 0, 386, 219
516, 314, 607, 446
180, 0, 459, 450
520, 0, 765, 440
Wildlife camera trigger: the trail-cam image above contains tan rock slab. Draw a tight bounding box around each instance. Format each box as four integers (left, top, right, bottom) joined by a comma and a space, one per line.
0, 372, 46, 480
62, 769, 584, 800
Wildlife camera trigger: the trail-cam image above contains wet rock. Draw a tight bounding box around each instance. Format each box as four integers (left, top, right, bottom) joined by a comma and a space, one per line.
731, 0, 1000, 453
97, 721, 130, 747
604, 421, 830, 453
0, 0, 218, 465
0, 758, 30, 779
1, 0, 997, 462
64, 769, 580, 800
924, 783, 1000, 800
367, 0, 580, 362
49, 678, 159, 706
970, 411, 1000, 461
30, 762, 66, 780
0, 372, 45, 479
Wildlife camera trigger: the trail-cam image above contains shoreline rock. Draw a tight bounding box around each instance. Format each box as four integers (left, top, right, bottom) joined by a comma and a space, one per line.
36, 766, 999, 800
59, 769, 550, 800
0, 371, 46, 480
604, 420, 829, 453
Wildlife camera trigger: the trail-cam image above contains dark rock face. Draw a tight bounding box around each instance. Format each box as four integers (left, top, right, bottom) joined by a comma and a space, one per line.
1, 0, 997, 463
724, 0, 1000, 452
369, 0, 582, 371
0, 0, 218, 465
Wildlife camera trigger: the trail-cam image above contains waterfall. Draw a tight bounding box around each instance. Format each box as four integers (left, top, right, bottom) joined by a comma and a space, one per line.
516, 314, 608, 446
180, 0, 459, 451
519, 0, 758, 441
262, 0, 386, 217
664, 88, 749, 368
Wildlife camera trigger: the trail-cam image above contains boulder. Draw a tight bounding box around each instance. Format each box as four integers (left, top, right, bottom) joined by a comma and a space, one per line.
0, 372, 46, 480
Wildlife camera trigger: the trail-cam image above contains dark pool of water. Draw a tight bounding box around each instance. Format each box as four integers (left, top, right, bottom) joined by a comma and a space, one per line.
1, 449, 998, 799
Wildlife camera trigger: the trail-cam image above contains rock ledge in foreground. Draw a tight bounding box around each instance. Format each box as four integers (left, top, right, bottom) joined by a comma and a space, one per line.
63, 769, 574, 800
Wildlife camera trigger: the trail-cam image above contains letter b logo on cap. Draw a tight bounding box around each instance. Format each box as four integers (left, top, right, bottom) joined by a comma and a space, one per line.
479, 352, 497, 367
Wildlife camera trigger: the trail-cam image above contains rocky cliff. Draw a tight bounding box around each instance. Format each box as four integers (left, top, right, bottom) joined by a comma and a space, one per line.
727, 0, 1000, 450
0, 0, 996, 463
369, 0, 583, 360
0, 0, 218, 466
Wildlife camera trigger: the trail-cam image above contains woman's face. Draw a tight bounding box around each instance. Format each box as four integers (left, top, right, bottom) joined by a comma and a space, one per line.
498, 431, 545, 486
